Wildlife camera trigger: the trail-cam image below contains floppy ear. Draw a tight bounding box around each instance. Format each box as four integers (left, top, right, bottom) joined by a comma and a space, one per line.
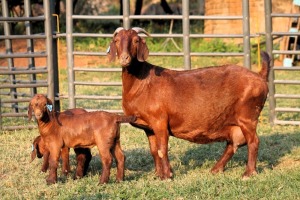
30, 143, 37, 163
137, 38, 149, 62
28, 102, 33, 121
107, 40, 117, 62
46, 98, 54, 117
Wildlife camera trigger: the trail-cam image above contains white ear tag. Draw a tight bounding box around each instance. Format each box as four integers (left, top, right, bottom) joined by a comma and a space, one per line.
31, 144, 35, 152
46, 104, 53, 112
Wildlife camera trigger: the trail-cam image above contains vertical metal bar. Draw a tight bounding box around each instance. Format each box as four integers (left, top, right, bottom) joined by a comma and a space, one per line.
24, 0, 37, 96
182, 0, 191, 70
264, 0, 276, 125
44, 0, 55, 104
2, 0, 18, 113
0, 98, 2, 131
66, 0, 75, 108
122, 0, 130, 29
51, 2, 60, 111
242, 0, 251, 69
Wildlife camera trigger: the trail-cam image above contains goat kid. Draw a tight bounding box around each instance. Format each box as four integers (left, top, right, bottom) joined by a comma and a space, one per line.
30, 108, 92, 178
108, 27, 272, 180
28, 94, 136, 184
31, 135, 92, 178
31, 108, 92, 179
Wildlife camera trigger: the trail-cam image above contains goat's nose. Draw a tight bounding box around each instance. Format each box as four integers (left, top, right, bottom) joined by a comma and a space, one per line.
35, 111, 43, 119
120, 54, 129, 61
120, 53, 131, 66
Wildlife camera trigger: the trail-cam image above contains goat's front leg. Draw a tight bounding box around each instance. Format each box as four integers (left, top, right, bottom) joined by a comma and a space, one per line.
145, 129, 163, 178
47, 147, 60, 185
152, 127, 172, 180
41, 151, 50, 172
61, 147, 70, 176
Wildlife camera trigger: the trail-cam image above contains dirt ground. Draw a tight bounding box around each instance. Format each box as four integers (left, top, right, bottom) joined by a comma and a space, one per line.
0, 39, 107, 69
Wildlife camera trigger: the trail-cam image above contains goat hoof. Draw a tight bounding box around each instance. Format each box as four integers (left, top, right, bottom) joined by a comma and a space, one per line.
211, 167, 224, 174
74, 174, 83, 180
62, 170, 69, 176
46, 179, 56, 185
242, 170, 257, 180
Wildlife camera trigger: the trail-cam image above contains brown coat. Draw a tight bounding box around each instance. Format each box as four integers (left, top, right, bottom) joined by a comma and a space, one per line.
108, 27, 271, 180
28, 94, 136, 184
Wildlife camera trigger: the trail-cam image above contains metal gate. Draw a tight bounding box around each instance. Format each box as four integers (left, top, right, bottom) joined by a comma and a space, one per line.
1, 0, 300, 130
64, 0, 252, 113
264, 0, 300, 125
0, 0, 59, 130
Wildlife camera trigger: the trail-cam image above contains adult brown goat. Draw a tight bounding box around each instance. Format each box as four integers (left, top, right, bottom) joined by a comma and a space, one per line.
107, 27, 271, 180
28, 94, 136, 184
31, 108, 91, 177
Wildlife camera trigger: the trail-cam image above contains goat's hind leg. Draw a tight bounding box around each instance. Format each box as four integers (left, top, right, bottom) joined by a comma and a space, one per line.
240, 124, 259, 179
74, 148, 92, 179
211, 143, 235, 174
112, 141, 125, 182
97, 146, 113, 184
211, 126, 246, 174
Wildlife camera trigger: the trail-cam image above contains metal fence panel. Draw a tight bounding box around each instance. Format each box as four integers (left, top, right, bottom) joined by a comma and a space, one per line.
1, 0, 300, 130
0, 0, 58, 130
64, 0, 251, 114
264, 0, 300, 125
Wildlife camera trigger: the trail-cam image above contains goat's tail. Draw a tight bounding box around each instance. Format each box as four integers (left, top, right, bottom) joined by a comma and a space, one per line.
116, 115, 137, 123
258, 51, 272, 81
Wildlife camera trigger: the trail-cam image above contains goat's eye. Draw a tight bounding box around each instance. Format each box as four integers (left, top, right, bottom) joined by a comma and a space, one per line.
133, 38, 139, 43
114, 38, 120, 43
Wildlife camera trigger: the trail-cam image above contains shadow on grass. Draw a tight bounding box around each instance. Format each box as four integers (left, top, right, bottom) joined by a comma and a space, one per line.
66, 147, 154, 182
66, 130, 299, 182
178, 131, 300, 174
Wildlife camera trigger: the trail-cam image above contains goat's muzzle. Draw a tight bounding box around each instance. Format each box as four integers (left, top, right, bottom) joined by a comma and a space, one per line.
34, 110, 44, 120
120, 53, 131, 67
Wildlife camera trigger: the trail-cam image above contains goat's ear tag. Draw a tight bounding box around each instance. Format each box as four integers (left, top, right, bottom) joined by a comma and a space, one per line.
106, 46, 110, 53
46, 104, 53, 112
31, 144, 35, 152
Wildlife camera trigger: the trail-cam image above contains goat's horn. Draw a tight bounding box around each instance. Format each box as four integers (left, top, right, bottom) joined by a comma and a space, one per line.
132, 27, 151, 37
113, 27, 125, 36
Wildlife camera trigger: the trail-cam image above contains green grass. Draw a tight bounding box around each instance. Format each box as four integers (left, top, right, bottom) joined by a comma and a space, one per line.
1, 37, 300, 198
0, 124, 300, 199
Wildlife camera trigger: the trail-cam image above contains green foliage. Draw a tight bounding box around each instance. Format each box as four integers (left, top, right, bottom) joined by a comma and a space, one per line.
192, 38, 243, 53
73, 37, 112, 52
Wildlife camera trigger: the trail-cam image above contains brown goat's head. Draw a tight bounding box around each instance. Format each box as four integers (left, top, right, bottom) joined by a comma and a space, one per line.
107, 27, 150, 67
30, 136, 46, 162
28, 94, 53, 121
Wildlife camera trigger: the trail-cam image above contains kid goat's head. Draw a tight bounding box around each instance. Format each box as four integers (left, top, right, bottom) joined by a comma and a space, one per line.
28, 94, 53, 121
107, 27, 150, 67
